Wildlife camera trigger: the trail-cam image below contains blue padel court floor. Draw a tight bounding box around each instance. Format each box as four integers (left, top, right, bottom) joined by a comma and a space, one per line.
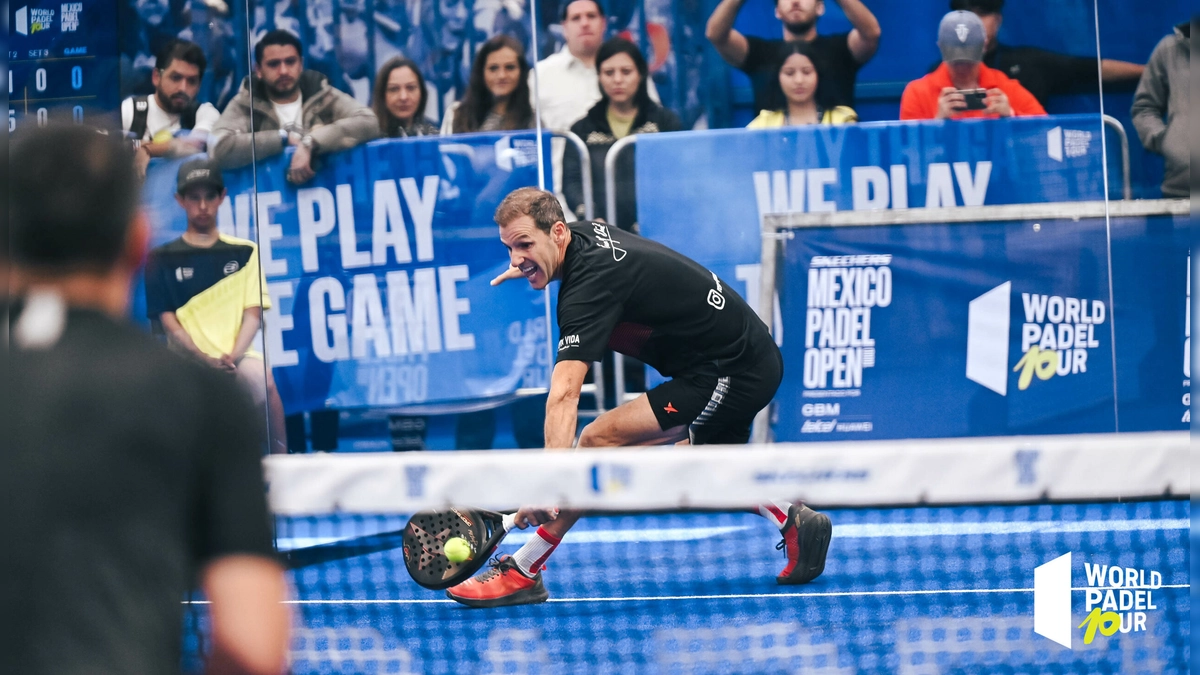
184, 500, 1189, 674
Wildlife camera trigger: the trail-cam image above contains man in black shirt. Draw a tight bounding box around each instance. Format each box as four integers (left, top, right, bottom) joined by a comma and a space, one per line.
706, 0, 881, 112
945, 0, 1144, 107
444, 187, 832, 608
1, 125, 289, 674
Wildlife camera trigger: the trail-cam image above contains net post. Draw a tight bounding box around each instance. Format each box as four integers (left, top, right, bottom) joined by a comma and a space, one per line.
751, 214, 781, 444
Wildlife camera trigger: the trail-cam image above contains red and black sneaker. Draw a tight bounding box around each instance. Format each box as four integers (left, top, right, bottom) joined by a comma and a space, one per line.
776, 503, 832, 585
445, 556, 549, 608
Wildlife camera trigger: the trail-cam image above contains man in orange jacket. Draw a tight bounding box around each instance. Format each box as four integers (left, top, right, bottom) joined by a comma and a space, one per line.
900, 10, 1044, 121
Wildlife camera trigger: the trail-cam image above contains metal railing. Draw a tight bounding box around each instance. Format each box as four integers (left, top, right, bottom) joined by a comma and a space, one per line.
604, 135, 642, 407
752, 197, 1191, 443
1102, 115, 1131, 200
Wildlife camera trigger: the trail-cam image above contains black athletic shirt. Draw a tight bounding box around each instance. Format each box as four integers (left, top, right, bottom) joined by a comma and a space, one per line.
1, 298, 275, 675
742, 33, 861, 112
556, 222, 776, 377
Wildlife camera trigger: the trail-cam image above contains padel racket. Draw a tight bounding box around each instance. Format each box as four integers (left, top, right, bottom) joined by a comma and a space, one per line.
402, 508, 509, 590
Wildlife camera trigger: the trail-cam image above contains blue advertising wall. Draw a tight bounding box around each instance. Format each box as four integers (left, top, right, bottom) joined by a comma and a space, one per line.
143, 132, 554, 414
142, 118, 1187, 437
771, 214, 1187, 440
636, 116, 1187, 440
638, 115, 1108, 322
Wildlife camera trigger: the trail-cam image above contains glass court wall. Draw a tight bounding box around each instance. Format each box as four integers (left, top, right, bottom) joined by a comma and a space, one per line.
6, 0, 1190, 671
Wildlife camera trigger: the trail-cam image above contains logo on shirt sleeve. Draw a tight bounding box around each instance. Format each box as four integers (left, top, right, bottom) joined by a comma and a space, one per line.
592, 224, 627, 262
707, 271, 726, 310
558, 334, 580, 351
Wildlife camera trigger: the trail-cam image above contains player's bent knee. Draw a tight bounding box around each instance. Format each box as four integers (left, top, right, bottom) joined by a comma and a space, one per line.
576, 425, 605, 448
577, 423, 621, 448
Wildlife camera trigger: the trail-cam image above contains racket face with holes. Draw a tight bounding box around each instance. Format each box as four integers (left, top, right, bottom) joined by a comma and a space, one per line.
402, 508, 507, 589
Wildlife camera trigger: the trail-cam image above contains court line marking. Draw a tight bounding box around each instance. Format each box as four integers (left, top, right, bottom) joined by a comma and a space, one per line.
276, 518, 1186, 551
183, 584, 1189, 605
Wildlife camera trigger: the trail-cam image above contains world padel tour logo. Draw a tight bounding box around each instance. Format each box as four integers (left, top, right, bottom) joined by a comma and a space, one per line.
1033, 552, 1165, 648
965, 282, 1106, 395
15, 6, 56, 34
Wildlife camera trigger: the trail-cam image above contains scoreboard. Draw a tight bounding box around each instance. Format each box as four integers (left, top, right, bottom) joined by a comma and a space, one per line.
9, 0, 119, 130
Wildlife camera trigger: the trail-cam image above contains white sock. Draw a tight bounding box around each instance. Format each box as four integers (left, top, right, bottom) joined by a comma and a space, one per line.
758, 500, 793, 531
511, 526, 561, 575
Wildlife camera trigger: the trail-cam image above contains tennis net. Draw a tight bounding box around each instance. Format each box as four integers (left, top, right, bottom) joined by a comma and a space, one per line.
185, 432, 1188, 674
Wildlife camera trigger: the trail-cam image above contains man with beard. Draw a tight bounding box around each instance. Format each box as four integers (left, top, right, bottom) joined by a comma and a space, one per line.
121, 39, 221, 177
210, 30, 378, 184
706, 0, 880, 112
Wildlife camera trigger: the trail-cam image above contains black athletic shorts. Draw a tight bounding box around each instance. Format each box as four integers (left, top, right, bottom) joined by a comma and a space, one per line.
645, 348, 784, 445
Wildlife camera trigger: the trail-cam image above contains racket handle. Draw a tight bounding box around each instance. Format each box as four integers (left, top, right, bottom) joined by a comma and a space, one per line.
501, 508, 559, 532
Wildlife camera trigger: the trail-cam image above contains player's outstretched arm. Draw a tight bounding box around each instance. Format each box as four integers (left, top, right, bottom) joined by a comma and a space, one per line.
544, 360, 589, 450
490, 265, 524, 286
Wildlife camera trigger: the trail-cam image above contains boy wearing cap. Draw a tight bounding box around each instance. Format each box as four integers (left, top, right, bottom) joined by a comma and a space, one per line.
144, 158, 288, 453
900, 10, 1044, 121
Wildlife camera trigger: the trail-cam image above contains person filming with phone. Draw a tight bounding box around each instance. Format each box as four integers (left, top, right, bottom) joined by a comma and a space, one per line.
900, 10, 1044, 120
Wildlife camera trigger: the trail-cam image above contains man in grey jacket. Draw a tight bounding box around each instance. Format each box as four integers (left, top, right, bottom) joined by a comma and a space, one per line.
1131, 21, 1190, 199
210, 30, 379, 183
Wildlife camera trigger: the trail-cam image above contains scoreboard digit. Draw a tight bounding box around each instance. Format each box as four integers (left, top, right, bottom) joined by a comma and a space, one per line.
9, 0, 119, 130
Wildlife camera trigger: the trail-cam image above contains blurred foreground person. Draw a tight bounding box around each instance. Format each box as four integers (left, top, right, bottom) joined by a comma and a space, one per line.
1, 124, 290, 675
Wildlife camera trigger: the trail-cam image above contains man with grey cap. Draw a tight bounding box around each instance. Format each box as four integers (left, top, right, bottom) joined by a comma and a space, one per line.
143, 157, 289, 453
900, 10, 1044, 120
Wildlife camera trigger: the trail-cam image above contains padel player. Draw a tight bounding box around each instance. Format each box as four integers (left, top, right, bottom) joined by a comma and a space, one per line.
446, 187, 832, 607
2, 125, 290, 674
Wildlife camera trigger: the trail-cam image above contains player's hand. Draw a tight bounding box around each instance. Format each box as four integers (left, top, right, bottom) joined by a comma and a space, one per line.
287, 146, 316, 184
511, 506, 560, 529
142, 140, 173, 158
133, 146, 152, 179
218, 354, 238, 371
984, 88, 1012, 117
936, 87, 965, 119
490, 265, 524, 286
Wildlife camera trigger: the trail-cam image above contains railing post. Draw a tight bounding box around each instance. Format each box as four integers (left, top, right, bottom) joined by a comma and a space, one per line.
1101, 115, 1132, 200
605, 135, 639, 407
555, 130, 605, 415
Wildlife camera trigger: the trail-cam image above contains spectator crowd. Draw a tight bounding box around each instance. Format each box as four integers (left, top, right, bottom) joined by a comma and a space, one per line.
117, 0, 1188, 452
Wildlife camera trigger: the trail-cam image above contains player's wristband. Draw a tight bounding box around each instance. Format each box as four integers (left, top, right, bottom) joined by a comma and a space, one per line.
278, 129, 289, 146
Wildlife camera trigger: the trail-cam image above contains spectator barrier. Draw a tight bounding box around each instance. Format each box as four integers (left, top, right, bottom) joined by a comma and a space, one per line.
144, 131, 557, 415
142, 129, 615, 419
141, 117, 1175, 440
756, 198, 1189, 443
602, 115, 1129, 406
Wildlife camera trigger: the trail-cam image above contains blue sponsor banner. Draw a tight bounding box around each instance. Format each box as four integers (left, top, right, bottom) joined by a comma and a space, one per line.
637, 115, 1106, 314
1108, 215, 1191, 432
635, 116, 1185, 438
769, 214, 1187, 441
142, 132, 554, 414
